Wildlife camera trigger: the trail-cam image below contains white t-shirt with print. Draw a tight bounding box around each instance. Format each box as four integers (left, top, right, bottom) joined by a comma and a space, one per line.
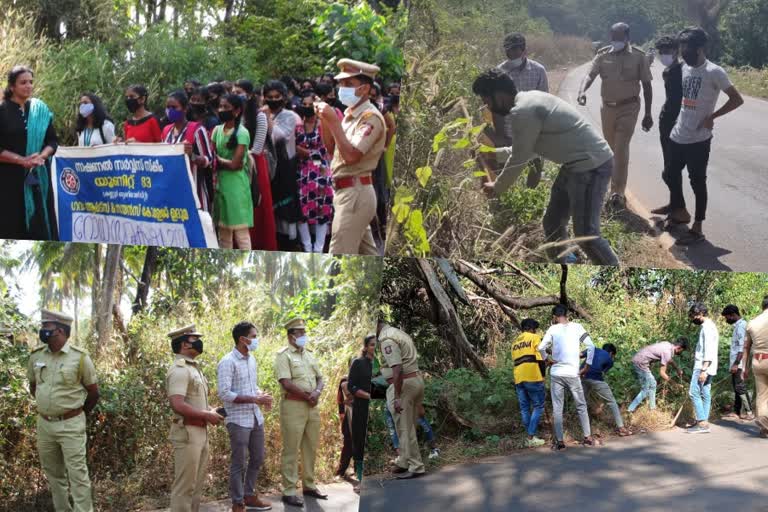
538, 321, 595, 378
671, 60, 732, 145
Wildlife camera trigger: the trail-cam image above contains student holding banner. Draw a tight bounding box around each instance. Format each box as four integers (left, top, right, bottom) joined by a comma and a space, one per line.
212, 94, 254, 250
76, 93, 116, 147
0, 65, 59, 241
121, 84, 162, 143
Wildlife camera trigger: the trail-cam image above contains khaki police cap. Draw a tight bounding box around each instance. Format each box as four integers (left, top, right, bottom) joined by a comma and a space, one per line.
334, 59, 380, 81
285, 318, 307, 331
41, 309, 74, 327
167, 324, 203, 339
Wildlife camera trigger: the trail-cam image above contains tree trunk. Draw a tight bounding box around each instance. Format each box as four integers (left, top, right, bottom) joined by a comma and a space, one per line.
224, 0, 235, 22
96, 245, 122, 348
158, 0, 167, 21
90, 244, 102, 339
133, 246, 159, 314
415, 259, 488, 375
682, 0, 731, 60
73, 294, 79, 343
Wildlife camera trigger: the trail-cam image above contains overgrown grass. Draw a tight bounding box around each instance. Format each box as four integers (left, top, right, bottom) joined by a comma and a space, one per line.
727, 66, 768, 99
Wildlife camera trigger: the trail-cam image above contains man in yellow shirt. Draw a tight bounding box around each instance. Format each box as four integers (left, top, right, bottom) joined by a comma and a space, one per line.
511, 319, 547, 447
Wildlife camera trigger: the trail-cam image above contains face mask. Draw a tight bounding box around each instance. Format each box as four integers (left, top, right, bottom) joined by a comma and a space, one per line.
166, 107, 185, 123
508, 57, 524, 67
295, 335, 308, 348
726, 318, 737, 325
611, 41, 626, 52
691, 318, 704, 325
125, 97, 141, 113
79, 103, 95, 118
238, 94, 248, 101
244, 336, 260, 351
298, 106, 315, 118
682, 50, 699, 66
660, 54, 677, 67
39, 328, 54, 344
189, 339, 204, 354
266, 99, 284, 110
338, 86, 362, 107
218, 110, 235, 123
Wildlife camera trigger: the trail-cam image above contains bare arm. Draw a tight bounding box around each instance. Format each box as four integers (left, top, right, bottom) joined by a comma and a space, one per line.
714, 86, 744, 120
83, 383, 99, 413
642, 81, 653, 117
218, 143, 246, 171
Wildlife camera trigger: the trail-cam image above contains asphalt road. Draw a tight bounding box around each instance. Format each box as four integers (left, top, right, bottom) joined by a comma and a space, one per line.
145, 482, 359, 512
359, 421, 768, 512
558, 61, 768, 272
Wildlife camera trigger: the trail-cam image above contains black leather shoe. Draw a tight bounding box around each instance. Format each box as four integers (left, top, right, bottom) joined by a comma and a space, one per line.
391, 465, 408, 474
302, 489, 328, 500
282, 495, 304, 507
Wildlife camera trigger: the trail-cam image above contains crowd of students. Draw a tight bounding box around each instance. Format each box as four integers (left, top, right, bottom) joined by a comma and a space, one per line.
0, 66, 400, 252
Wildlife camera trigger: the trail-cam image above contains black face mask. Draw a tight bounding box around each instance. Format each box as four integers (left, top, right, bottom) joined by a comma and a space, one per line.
208, 97, 220, 109
189, 339, 204, 354
691, 318, 704, 325
298, 106, 315, 119
218, 110, 235, 123
726, 318, 738, 325
266, 99, 284, 111
682, 49, 699, 66
125, 97, 141, 113
39, 328, 54, 344
489, 96, 510, 116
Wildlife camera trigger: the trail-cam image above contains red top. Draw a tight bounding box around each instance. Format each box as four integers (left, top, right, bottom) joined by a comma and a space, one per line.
124, 115, 162, 142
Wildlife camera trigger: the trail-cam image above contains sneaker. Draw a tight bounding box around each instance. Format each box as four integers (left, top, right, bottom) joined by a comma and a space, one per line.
428, 448, 440, 459
686, 425, 710, 434
244, 494, 272, 510
526, 437, 546, 448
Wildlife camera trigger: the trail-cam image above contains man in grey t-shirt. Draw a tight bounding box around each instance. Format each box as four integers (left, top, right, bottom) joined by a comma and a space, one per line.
628, 338, 688, 413
666, 27, 744, 245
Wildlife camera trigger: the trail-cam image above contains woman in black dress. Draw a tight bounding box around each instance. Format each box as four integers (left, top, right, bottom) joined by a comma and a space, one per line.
0, 66, 59, 240
347, 334, 375, 491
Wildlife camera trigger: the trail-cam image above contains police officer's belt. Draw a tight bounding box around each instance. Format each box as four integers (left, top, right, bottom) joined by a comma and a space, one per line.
385, 371, 420, 384
603, 96, 639, 107
40, 407, 83, 422
333, 175, 372, 190
755, 353, 768, 361
514, 355, 539, 366
181, 417, 207, 428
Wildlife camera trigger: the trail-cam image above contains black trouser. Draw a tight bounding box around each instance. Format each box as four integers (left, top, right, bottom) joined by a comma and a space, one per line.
337, 409, 353, 475
351, 398, 370, 464
659, 125, 673, 195
668, 138, 712, 222
733, 371, 753, 415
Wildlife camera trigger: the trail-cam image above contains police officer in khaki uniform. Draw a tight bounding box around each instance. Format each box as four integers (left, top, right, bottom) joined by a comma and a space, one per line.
315, 59, 387, 256
578, 22, 654, 211
166, 325, 223, 512
376, 320, 425, 479
275, 318, 326, 507
28, 310, 99, 512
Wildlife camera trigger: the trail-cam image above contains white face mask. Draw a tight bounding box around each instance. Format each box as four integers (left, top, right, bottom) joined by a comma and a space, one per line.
508, 57, 524, 68
338, 86, 362, 107
611, 41, 626, 52
295, 335, 308, 348
79, 103, 95, 118
660, 54, 677, 67
244, 336, 259, 351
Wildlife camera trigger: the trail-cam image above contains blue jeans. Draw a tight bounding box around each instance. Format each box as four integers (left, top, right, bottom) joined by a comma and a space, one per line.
385, 407, 434, 449
628, 367, 657, 412
689, 369, 713, 422
516, 381, 546, 437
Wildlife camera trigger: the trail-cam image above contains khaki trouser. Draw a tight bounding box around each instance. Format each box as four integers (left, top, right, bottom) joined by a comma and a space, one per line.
329, 181, 378, 256
170, 424, 209, 512
393, 376, 425, 474
754, 357, 768, 424
280, 399, 321, 496
600, 101, 640, 196
37, 413, 93, 512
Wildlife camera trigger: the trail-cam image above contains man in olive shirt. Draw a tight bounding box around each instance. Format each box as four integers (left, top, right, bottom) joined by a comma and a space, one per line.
166, 325, 223, 512
316, 59, 387, 256
474, 68, 619, 266
28, 309, 99, 512
377, 320, 425, 479
275, 318, 326, 507
745, 296, 768, 437
577, 22, 653, 211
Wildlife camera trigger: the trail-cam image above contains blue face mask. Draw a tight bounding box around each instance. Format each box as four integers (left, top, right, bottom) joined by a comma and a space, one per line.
338, 86, 362, 107
79, 103, 95, 118
295, 335, 308, 348
245, 336, 260, 351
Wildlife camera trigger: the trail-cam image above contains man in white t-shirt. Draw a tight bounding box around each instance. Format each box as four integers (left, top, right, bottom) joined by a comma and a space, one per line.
721, 305, 754, 420
667, 27, 744, 245
538, 304, 596, 450
687, 302, 719, 433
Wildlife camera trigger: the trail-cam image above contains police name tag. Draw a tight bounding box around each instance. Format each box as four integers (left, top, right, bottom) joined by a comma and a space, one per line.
35, 361, 46, 368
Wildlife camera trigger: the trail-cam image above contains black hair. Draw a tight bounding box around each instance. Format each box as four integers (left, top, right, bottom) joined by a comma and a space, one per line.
76, 93, 111, 133
300, 78, 316, 89
552, 304, 568, 318
655, 35, 679, 52
520, 318, 539, 331
320, 72, 336, 83
126, 84, 149, 99
4, 65, 34, 102
171, 335, 189, 354
721, 304, 740, 317
603, 343, 617, 355
674, 337, 689, 350
763, 295, 768, 310
206, 82, 226, 99
221, 94, 245, 151
472, 68, 518, 99
264, 79, 289, 98
184, 79, 201, 88
689, 302, 708, 317
356, 75, 374, 87
167, 89, 189, 109
232, 321, 256, 344
280, 75, 299, 94
315, 82, 335, 98
612, 22, 630, 38
503, 32, 526, 50
235, 79, 259, 143
362, 334, 376, 356
678, 27, 709, 50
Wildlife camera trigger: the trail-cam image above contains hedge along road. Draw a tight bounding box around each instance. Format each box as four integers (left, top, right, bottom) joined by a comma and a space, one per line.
558, 60, 768, 273
358, 421, 767, 512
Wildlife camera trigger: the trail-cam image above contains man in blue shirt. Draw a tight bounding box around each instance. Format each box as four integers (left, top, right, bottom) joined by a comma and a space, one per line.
580, 343, 631, 436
